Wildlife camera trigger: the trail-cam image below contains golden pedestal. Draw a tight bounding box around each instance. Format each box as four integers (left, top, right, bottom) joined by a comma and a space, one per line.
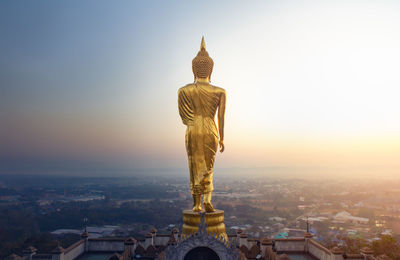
182, 209, 228, 241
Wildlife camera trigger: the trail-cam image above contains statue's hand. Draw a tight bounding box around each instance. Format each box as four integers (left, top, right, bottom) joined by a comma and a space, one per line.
219, 140, 225, 153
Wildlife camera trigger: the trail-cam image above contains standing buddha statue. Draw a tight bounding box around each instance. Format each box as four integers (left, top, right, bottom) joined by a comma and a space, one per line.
178, 37, 226, 213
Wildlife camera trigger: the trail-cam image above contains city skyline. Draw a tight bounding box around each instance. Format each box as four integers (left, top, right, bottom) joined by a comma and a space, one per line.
1, 0, 400, 177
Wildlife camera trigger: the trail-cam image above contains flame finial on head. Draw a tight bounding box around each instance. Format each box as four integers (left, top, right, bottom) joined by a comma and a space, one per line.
200, 36, 206, 51
192, 36, 214, 80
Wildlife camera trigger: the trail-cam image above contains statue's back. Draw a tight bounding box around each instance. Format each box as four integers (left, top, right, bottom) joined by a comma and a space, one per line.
178, 83, 223, 125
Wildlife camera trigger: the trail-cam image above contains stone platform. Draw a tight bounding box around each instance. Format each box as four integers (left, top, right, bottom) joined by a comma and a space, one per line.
182, 209, 228, 241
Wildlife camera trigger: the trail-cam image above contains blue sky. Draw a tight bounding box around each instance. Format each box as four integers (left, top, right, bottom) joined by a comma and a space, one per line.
1, 1, 400, 177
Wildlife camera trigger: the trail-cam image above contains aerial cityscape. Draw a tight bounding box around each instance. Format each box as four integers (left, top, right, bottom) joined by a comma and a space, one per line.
1, 173, 400, 258
1, 0, 400, 259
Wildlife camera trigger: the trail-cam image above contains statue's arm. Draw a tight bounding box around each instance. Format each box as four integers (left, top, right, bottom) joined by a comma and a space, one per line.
218, 89, 226, 152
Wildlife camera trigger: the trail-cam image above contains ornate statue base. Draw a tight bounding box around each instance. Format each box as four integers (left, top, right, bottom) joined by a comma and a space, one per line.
165, 210, 237, 260
182, 209, 228, 242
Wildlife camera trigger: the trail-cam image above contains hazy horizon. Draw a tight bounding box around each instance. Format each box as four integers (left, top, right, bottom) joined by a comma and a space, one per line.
1, 0, 400, 177
0, 165, 397, 180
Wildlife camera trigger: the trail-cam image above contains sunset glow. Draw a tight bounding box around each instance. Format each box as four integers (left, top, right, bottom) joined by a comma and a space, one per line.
1, 0, 400, 177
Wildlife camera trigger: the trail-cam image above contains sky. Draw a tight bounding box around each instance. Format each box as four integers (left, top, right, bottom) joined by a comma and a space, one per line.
1, 0, 400, 177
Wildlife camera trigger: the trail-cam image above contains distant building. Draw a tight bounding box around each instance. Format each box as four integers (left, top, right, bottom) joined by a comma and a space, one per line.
333, 211, 369, 224
269, 217, 286, 222
51, 226, 119, 238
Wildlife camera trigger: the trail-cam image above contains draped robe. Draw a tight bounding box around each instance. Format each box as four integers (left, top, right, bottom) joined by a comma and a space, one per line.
178, 83, 222, 195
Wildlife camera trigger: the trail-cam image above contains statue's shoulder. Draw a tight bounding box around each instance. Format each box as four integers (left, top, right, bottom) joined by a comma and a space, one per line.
211, 84, 226, 95
178, 83, 195, 93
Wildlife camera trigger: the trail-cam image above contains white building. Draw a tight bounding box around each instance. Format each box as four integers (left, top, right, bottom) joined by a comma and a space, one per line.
333, 211, 369, 224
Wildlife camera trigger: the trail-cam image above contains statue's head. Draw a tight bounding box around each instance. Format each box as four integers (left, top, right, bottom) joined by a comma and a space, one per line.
192, 36, 214, 81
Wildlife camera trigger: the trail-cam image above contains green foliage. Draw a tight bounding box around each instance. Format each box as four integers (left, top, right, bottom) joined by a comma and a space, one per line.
372, 235, 400, 260
339, 236, 368, 253
0, 199, 186, 258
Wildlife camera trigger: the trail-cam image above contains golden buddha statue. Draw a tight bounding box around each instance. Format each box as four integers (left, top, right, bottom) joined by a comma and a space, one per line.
178, 37, 226, 213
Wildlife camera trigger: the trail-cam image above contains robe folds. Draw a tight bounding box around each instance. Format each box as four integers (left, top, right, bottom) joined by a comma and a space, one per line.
178, 83, 222, 195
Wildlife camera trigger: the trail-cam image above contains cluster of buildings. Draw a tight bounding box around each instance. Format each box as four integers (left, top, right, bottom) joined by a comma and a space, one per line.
6, 222, 388, 260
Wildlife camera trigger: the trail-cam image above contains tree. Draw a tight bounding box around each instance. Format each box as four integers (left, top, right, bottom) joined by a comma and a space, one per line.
372, 235, 400, 260
342, 236, 368, 253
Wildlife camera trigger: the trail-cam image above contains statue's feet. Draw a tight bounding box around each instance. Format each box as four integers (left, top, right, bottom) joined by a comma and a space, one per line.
192, 205, 202, 212
192, 194, 202, 212
203, 202, 215, 213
